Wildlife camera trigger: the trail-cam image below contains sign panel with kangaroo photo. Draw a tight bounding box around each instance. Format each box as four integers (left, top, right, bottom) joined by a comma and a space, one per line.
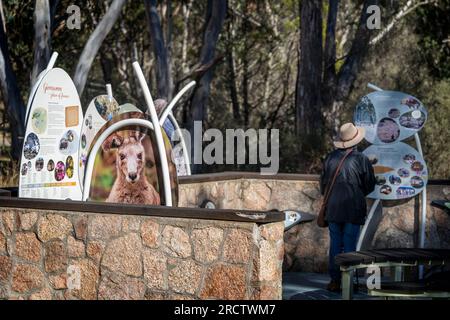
85, 119, 178, 206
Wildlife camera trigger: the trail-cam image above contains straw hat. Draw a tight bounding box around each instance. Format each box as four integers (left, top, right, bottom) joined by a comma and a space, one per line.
333, 123, 365, 149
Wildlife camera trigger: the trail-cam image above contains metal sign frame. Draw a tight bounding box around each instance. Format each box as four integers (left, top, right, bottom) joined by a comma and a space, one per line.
356, 83, 428, 253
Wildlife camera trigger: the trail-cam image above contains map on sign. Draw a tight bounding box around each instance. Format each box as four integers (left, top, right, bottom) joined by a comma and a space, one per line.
19, 68, 83, 200
354, 91, 427, 145
364, 142, 428, 200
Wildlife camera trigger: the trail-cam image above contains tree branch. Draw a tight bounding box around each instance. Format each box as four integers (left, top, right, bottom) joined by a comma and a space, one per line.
323, 0, 339, 92
337, 0, 378, 100
73, 0, 127, 96
31, 0, 51, 85
370, 0, 435, 45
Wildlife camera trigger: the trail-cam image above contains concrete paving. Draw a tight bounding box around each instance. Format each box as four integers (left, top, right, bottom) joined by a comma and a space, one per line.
283, 272, 377, 300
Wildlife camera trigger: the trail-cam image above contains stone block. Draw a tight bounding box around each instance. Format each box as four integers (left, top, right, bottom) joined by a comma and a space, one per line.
15, 232, 41, 263
37, 214, 72, 242
192, 227, 223, 263
162, 226, 191, 258
101, 233, 142, 277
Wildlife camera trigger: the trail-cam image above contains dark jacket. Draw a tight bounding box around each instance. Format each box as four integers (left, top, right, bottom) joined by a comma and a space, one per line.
320, 147, 376, 225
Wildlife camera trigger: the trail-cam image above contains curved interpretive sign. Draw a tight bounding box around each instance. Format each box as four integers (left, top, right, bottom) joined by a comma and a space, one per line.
19, 68, 83, 200
364, 142, 428, 200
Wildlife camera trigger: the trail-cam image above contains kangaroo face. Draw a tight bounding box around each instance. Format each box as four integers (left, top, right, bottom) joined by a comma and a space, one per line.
117, 137, 145, 184
102, 131, 147, 185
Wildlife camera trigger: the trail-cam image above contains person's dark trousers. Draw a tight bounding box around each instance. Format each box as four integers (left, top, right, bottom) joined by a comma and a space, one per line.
328, 222, 361, 283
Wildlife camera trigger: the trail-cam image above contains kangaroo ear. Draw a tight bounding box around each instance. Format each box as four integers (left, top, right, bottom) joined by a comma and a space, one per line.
135, 130, 146, 143
102, 133, 123, 152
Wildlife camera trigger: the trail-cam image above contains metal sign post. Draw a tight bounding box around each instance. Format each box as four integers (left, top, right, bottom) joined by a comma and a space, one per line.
159, 81, 196, 176
132, 62, 172, 206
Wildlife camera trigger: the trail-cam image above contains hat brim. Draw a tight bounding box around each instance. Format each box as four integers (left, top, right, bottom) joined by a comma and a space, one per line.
333, 127, 366, 149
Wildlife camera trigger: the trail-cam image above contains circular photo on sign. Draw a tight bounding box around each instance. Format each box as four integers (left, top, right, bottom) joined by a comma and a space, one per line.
81, 134, 87, 149
21, 163, 28, 176
85, 115, 93, 129
388, 108, 400, 118
55, 161, 65, 181
80, 153, 87, 167
389, 175, 402, 185
47, 159, 55, 171
399, 111, 426, 130
411, 161, 424, 173
376, 175, 386, 185
397, 186, 415, 198
31, 108, 47, 134
377, 118, 400, 143
411, 176, 424, 189
35, 158, 44, 172
94, 96, 120, 121
24, 133, 40, 160
59, 130, 79, 155
403, 154, 416, 164
66, 156, 74, 179
380, 185, 392, 195
397, 168, 410, 178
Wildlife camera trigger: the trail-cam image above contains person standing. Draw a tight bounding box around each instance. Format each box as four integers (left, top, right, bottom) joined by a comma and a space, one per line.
320, 123, 376, 292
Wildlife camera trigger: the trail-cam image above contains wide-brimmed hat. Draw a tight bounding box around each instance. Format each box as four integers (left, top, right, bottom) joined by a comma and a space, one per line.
333, 123, 365, 149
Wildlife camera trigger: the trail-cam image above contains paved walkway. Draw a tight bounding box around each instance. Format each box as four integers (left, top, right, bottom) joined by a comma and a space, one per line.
283, 272, 376, 300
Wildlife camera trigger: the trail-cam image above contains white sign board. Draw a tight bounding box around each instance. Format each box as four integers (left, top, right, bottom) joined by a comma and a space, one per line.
364, 142, 428, 200
354, 91, 427, 144
19, 68, 83, 200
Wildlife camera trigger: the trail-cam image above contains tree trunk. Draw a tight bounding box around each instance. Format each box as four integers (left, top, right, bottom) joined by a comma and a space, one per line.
322, 0, 339, 107
73, 0, 127, 96
226, 18, 240, 121
31, 0, 51, 85
181, 0, 192, 75
189, 0, 227, 125
295, 0, 323, 139
242, 0, 250, 128
323, 0, 378, 135
0, 10, 25, 161
144, 0, 173, 100
188, 0, 227, 173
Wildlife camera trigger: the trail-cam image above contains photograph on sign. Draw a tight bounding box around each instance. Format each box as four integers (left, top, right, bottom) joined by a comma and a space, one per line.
19, 68, 83, 200
364, 142, 428, 200
87, 124, 178, 206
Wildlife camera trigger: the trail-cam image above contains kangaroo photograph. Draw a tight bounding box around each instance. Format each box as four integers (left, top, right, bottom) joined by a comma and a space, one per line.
88, 129, 164, 205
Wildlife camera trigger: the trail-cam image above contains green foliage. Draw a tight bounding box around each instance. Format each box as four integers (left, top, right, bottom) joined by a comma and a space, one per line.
415, 0, 450, 78
421, 80, 450, 179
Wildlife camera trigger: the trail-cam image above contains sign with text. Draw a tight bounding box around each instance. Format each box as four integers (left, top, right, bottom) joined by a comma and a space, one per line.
19, 68, 83, 200
354, 91, 427, 144
364, 142, 428, 200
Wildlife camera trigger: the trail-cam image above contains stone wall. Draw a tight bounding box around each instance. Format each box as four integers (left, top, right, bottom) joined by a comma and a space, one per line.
179, 176, 450, 273
0, 208, 284, 300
